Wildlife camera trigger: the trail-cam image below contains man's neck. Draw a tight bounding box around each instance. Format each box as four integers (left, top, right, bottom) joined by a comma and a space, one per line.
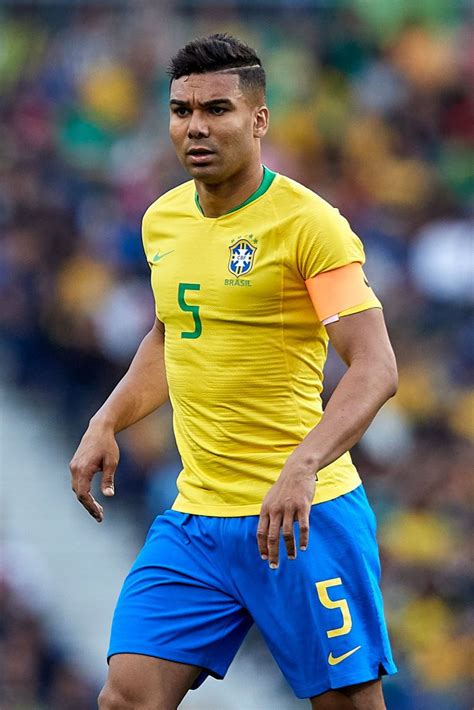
194, 162, 264, 218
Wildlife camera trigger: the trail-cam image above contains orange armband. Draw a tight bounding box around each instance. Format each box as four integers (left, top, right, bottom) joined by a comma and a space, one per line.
305, 262, 381, 324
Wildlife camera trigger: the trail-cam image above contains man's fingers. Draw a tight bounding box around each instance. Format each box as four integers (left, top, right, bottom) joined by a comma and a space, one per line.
70, 434, 119, 520
297, 508, 310, 550
71, 462, 104, 522
267, 513, 282, 569
101, 457, 117, 496
257, 513, 270, 559
77, 489, 104, 522
282, 511, 296, 560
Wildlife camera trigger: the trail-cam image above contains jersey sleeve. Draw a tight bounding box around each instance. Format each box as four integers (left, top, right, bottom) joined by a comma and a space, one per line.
141, 205, 161, 319
141, 206, 154, 266
296, 199, 366, 280
296, 198, 381, 322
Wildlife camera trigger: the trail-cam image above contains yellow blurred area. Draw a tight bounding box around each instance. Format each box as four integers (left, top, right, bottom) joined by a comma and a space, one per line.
344, 116, 395, 162
393, 364, 441, 422
397, 596, 454, 651
56, 255, 114, 317
80, 63, 140, 128
361, 157, 433, 207
380, 509, 458, 564
396, 596, 473, 687
448, 390, 474, 441
413, 634, 474, 688
343, 117, 433, 206
270, 108, 322, 156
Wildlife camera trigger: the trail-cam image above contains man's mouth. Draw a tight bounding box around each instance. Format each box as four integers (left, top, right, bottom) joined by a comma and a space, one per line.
187, 148, 214, 156
187, 148, 215, 165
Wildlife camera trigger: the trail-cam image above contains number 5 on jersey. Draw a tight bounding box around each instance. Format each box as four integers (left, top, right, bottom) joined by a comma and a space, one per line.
178, 283, 202, 339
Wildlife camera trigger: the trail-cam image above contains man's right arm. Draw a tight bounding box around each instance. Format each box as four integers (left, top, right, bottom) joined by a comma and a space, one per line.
70, 318, 168, 522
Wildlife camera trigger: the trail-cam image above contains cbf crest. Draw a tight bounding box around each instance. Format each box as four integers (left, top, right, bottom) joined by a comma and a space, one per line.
228, 237, 257, 277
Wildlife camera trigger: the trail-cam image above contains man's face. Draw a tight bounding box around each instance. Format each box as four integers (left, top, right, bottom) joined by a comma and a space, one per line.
169, 72, 267, 184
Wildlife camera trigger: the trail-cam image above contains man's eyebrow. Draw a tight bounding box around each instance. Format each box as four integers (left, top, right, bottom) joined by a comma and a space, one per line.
200, 98, 234, 107
169, 98, 234, 108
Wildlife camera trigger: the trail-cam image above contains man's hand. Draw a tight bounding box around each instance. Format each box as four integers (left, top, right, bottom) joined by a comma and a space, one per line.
69, 422, 120, 522
257, 456, 316, 569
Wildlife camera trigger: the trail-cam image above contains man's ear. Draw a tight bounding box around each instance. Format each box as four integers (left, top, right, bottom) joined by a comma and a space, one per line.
254, 106, 269, 138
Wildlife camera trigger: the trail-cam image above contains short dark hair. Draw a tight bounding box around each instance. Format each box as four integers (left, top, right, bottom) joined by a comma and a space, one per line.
168, 33, 266, 100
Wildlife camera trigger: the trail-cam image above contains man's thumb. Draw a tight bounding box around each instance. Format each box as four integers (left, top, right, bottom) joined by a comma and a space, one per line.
101, 459, 117, 496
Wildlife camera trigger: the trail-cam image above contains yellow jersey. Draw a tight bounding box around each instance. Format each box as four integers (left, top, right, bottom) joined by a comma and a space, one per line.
142, 168, 380, 516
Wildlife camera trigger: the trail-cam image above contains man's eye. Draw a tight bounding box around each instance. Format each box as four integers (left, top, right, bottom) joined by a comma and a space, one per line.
174, 108, 189, 116
210, 107, 226, 115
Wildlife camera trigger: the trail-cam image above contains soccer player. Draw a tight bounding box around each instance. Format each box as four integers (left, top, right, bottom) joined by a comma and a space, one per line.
70, 34, 398, 710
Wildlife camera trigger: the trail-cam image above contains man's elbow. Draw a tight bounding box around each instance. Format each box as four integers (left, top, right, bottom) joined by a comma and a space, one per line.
380, 355, 398, 399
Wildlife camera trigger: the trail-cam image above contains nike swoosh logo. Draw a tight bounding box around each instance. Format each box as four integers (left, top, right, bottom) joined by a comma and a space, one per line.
328, 645, 362, 666
152, 250, 174, 262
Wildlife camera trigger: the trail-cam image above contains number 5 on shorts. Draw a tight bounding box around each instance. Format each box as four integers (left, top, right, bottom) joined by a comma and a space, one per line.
316, 577, 352, 638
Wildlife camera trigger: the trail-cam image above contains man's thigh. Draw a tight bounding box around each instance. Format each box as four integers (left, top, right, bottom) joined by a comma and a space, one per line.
99, 653, 201, 709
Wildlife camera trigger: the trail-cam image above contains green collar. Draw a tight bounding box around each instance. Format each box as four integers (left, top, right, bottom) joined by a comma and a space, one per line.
195, 165, 276, 217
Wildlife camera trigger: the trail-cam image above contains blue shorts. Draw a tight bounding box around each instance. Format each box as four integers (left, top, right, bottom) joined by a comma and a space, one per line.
108, 485, 397, 698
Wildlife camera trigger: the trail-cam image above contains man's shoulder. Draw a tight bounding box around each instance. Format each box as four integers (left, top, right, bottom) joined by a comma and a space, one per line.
143, 179, 195, 224
272, 173, 334, 215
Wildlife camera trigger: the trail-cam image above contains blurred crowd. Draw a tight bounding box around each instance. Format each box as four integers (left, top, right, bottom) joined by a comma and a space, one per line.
0, 576, 97, 708
0, 1, 472, 708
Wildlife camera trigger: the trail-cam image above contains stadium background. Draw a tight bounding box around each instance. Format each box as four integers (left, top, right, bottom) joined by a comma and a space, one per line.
0, 1, 472, 708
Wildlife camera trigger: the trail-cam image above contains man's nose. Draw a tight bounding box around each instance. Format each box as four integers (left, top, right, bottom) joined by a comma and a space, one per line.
187, 111, 210, 139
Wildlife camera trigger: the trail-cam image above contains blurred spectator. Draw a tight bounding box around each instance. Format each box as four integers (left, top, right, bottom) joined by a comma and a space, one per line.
0, 577, 98, 709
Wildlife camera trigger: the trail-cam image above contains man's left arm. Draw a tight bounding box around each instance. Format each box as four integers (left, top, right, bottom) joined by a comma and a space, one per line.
257, 308, 398, 568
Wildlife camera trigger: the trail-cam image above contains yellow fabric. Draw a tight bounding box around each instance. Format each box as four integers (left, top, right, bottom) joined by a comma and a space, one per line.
338, 301, 382, 318
142, 172, 373, 516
